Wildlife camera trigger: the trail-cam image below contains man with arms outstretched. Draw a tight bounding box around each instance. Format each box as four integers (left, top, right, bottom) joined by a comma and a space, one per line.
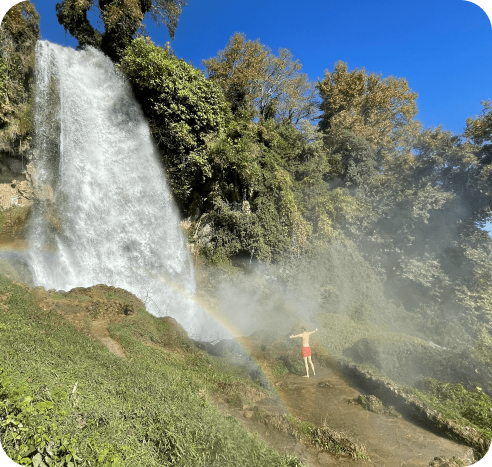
289, 327, 317, 377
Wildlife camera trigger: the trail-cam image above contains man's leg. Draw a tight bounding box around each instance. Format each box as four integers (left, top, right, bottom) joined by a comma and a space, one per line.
308, 356, 315, 376
303, 356, 309, 377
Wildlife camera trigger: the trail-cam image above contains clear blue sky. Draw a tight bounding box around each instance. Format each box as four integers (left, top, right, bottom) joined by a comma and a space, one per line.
0, 0, 490, 134
1, 0, 492, 227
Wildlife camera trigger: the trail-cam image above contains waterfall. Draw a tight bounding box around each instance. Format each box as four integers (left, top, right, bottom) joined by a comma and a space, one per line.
29, 40, 226, 341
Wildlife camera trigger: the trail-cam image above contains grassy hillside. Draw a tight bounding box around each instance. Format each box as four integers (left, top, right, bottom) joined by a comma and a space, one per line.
0, 276, 305, 467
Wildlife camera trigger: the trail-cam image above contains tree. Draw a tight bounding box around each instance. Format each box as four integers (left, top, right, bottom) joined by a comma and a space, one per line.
203, 32, 317, 124
55, 0, 187, 60
317, 61, 419, 163
118, 37, 230, 208
463, 101, 492, 223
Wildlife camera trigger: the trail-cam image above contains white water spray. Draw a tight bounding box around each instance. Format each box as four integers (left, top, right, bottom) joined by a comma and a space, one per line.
29, 40, 228, 341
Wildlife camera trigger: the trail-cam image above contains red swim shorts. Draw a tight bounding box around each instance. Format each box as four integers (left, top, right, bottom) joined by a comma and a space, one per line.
302, 346, 311, 358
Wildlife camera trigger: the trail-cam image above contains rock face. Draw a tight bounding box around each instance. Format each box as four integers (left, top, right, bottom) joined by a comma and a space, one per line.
193, 214, 214, 249
339, 358, 488, 461
342, 337, 492, 396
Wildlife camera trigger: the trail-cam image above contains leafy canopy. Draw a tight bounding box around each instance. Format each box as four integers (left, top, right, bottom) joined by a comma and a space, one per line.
0, 1, 39, 150
55, 0, 187, 60
118, 37, 230, 206
317, 61, 419, 161
203, 32, 318, 124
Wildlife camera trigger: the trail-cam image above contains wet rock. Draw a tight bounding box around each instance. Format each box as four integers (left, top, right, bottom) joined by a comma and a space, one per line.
428, 455, 473, 466
0, 254, 33, 285
357, 394, 383, 413
356, 394, 402, 417
193, 214, 214, 248
311, 426, 366, 459
242, 200, 251, 214
317, 452, 334, 465
208, 338, 243, 357
339, 358, 490, 460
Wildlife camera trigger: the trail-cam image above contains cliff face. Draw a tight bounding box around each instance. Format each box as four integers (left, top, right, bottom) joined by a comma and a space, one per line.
0, 1, 39, 185
0, 2, 39, 241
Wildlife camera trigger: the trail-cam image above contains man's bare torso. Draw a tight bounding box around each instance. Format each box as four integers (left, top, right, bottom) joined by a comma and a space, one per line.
300, 331, 313, 347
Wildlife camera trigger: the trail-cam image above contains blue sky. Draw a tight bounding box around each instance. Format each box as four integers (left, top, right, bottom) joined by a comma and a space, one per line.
1, 0, 492, 223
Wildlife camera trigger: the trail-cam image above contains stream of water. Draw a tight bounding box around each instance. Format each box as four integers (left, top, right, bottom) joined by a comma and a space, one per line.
28, 40, 227, 341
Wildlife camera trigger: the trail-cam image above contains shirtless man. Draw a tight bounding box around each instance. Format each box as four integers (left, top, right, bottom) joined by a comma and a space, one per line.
289, 327, 317, 377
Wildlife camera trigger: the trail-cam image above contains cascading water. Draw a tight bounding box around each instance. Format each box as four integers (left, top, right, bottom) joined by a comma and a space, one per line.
29, 40, 228, 341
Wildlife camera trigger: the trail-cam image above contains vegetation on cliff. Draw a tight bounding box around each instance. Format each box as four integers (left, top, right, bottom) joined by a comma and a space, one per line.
0, 1, 39, 158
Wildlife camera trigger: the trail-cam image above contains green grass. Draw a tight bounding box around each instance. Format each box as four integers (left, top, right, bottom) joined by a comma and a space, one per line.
408, 378, 492, 439
0, 210, 6, 233
0, 275, 306, 467
50, 294, 65, 300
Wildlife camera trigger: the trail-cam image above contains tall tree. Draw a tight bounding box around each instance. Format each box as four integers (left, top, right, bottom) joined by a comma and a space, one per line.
203, 32, 317, 124
55, 0, 187, 60
464, 101, 492, 223
317, 61, 419, 165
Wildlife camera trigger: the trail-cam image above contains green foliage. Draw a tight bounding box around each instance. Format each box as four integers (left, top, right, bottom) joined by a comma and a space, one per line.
0, 368, 114, 467
203, 32, 317, 123
412, 378, 492, 439
0, 276, 306, 467
348, 301, 373, 323
118, 37, 230, 208
317, 60, 419, 162
0, 1, 39, 153
473, 326, 492, 365
0, 58, 7, 96
198, 118, 315, 263
55, 0, 187, 60
118, 41, 317, 263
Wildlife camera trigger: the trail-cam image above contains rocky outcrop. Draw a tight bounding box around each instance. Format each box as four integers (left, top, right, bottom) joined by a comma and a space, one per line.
338, 358, 488, 461
355, 394, 401, 417
33, 284, 144, 318
342, 337, 492, 397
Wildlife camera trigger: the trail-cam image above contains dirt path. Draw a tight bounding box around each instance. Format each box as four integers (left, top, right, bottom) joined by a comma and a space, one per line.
91, 318, 126, 358
275, 363, 474, 467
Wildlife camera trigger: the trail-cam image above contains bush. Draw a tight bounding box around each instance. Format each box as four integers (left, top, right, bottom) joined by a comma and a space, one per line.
414, 378, 492, 439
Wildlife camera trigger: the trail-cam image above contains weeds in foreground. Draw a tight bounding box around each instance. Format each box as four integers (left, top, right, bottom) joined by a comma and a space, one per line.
312, 426, 369, 460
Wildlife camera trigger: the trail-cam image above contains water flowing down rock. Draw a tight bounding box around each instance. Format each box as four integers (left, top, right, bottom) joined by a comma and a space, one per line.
29, 40, 229, 341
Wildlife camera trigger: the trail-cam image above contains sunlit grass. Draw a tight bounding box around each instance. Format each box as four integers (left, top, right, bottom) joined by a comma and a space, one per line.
0, 275, 306, 467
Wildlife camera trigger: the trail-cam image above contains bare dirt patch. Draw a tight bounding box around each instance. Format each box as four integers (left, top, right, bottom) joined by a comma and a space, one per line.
31, 283, 142, 358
